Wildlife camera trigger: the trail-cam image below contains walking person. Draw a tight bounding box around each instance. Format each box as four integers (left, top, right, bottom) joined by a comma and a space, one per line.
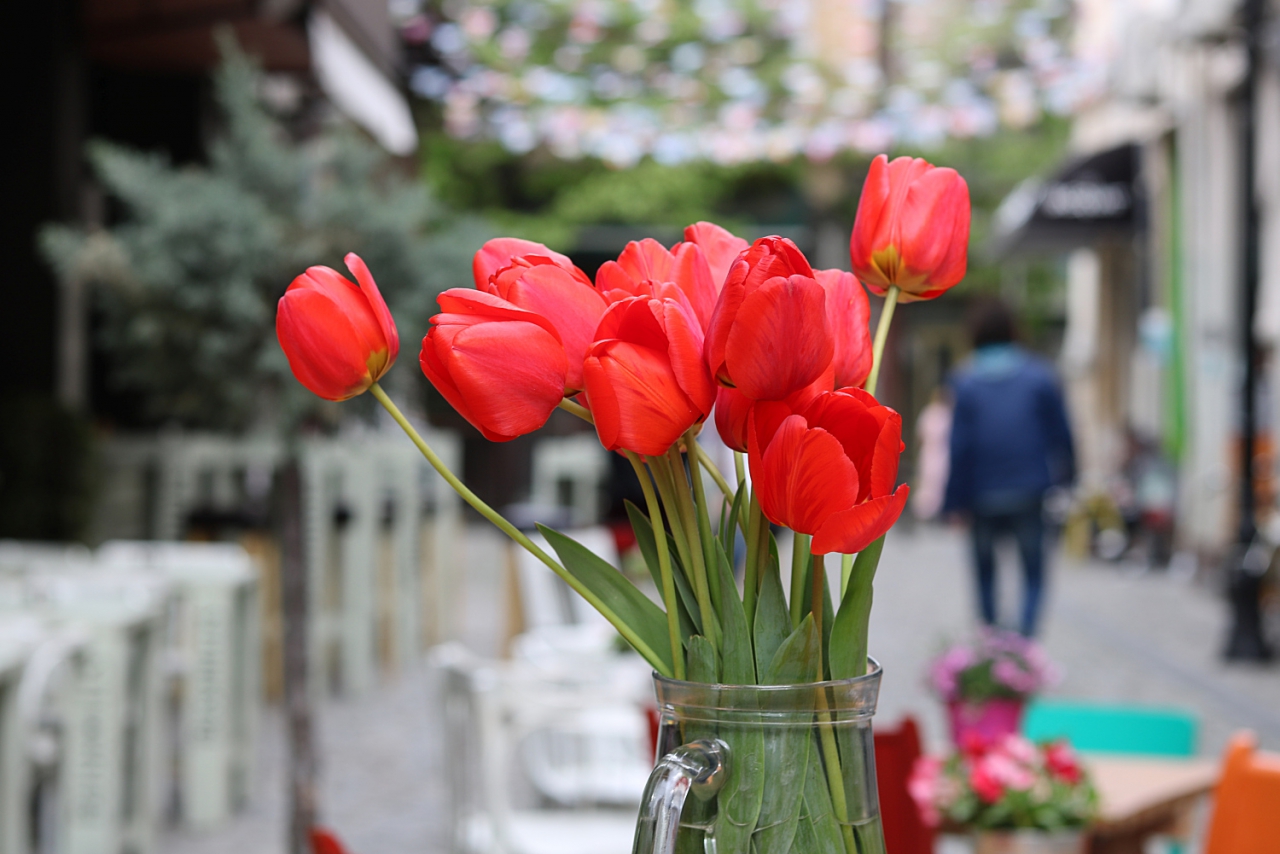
943, 298, 1075, 636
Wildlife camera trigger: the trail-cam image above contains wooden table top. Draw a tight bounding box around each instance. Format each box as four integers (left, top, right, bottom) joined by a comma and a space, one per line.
1084, 754, 1219, 832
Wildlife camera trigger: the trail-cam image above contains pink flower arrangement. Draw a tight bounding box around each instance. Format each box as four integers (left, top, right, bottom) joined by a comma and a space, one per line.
929, 628, 1060, 704
909, 735, 1097, 831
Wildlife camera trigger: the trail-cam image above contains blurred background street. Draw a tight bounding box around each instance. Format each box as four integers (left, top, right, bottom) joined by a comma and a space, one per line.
5, 0, 1280, 852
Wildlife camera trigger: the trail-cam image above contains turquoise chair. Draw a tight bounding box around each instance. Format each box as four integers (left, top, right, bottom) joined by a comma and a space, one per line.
1022, 700, 1199, 756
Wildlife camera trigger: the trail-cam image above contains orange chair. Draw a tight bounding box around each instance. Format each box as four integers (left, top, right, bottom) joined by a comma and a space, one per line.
874, 717, 935, 854
1203, 732, 1280, 854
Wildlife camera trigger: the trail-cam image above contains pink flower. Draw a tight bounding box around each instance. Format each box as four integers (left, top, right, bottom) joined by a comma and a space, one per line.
1044, 742, 1084, 784
908, 757, 944, 826
969, 762, 1006, 804
981, 752, 1036, 793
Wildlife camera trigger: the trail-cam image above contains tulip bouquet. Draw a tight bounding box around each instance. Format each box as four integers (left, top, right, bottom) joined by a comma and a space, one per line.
277, 154, 969, 851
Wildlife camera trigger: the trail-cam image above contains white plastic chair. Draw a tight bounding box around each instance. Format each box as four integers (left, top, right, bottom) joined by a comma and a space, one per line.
432, 644, 643, 854
97, 541, 261, 829
531, 436, 610, 527
514, 528, 618, 635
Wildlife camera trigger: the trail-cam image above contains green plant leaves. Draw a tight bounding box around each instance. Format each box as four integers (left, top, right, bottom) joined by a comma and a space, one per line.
538, 523, 674, 674
626, 500, 700, 639
828, 536, 885, 680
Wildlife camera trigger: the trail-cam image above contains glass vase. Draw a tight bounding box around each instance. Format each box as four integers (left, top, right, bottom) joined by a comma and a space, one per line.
632, 662, 885, 854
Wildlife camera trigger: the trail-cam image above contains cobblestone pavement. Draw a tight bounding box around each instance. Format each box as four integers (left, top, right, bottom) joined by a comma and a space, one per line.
157, 524, 1280, 854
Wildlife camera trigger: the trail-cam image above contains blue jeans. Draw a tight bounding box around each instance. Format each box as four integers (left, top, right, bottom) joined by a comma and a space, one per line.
970, 496, 1045, 636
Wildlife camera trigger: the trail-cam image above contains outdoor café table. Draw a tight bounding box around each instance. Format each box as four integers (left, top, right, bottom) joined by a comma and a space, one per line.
1084, 754, 1219, 854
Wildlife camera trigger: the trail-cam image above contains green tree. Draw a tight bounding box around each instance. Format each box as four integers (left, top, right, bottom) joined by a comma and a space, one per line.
42, 36, 488, 432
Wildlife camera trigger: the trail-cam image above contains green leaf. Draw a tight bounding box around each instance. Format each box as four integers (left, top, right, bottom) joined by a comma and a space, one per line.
713, 541, 755, 685
753, 557, 790, 678
754, 618, 819, 854
686, 634, 719, 684
538, 523, 674, 674
828, 536, 885, 680
625, 500, 702, 636
765, 613, 820, 685
795, 753, 845, 854
720, 480, 748, 558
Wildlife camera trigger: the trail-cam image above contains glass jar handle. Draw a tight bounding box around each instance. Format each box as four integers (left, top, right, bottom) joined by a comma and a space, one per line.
631, 738, 729, 854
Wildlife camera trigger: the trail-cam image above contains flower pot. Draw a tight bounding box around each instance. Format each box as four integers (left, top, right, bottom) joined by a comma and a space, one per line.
633, 663, 885, 854
947, 697, 1025, 747
974, 829, 1086, 854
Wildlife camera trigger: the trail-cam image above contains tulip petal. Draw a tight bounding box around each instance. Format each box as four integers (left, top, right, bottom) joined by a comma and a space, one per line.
344, 253, 399, 370
585, 340, 699, 456
714, 385, 753, 452
487, 265, 607, 390
617, 238, 675, 284
669, 242, 718, 330
724, 274, 834, 401
277, 287, 375, 401
423, 320, 568, 442
683, 221, 748, 291
659, 299, 715, 416
815, 269, 872, 389
473, 237, 581, 288
751, 416, 861, 536
811, 485, 910, 555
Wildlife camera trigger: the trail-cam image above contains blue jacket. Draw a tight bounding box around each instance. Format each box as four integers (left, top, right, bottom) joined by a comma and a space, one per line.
943, 344, 1075, 513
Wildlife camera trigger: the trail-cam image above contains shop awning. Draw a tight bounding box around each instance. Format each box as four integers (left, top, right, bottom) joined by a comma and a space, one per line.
991, 143, 1139, 257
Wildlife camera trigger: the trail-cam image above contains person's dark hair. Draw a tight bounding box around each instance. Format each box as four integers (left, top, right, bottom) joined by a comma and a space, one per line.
968, 297, 1017, 349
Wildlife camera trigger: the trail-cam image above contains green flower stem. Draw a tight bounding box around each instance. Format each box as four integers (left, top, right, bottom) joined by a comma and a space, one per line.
733, 451, 746, 491
816, 685, 856, 854
839, 552, 855, 599
649, 454, 694, 579
667, 443, 720, 652
693, 441, 734, 503
557, 397, 593, 422
808, 556, 856, 852
742, 492, 764, 627
685, 431, 722, 608
789, 533, 812, 629
864, 285, 900, 399
627, 450, 685, 681
371, 383, 672, 676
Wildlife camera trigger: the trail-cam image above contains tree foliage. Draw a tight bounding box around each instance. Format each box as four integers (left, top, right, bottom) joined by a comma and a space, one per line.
42, 37, 489, 431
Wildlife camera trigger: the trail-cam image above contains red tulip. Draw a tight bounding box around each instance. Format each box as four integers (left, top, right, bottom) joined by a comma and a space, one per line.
815, 269, 872, 389
472, 237, 590, 289
682, 221, 749, 291
277, 253, 399, 401
850, 154, 970, 302
481, 262, 608, 391
704, 237, 832, 401
420, 289, 569, 442
713, 363, 835, 453
748, 388, 908, 555
595, 239, 718, 331
583, 297, 715, 457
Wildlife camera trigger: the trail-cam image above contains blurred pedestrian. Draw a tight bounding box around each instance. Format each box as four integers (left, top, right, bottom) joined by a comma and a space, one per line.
913, 386, 953, 521
943, 298, 1075, 636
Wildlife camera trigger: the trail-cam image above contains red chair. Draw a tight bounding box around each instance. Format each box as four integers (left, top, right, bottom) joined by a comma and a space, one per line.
1203, 732, 1280, 854
874, 716, 936, 854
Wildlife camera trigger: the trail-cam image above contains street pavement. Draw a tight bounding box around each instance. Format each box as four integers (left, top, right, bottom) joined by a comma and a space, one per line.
157, 523, 1280, 854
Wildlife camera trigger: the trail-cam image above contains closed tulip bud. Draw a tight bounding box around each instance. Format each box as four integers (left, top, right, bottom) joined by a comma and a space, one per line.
682, 221, 749, 291
419, 290, 569, 442
583, 297, 716, 457
705, 237, 833, 401
850, 154, 970, 302
482, 262, 607, 391
749, 388, 909, 555
595, 238, 718, 331
472, 237, 591, 290
276, 254, 399, 401
815, 269, 873, 389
